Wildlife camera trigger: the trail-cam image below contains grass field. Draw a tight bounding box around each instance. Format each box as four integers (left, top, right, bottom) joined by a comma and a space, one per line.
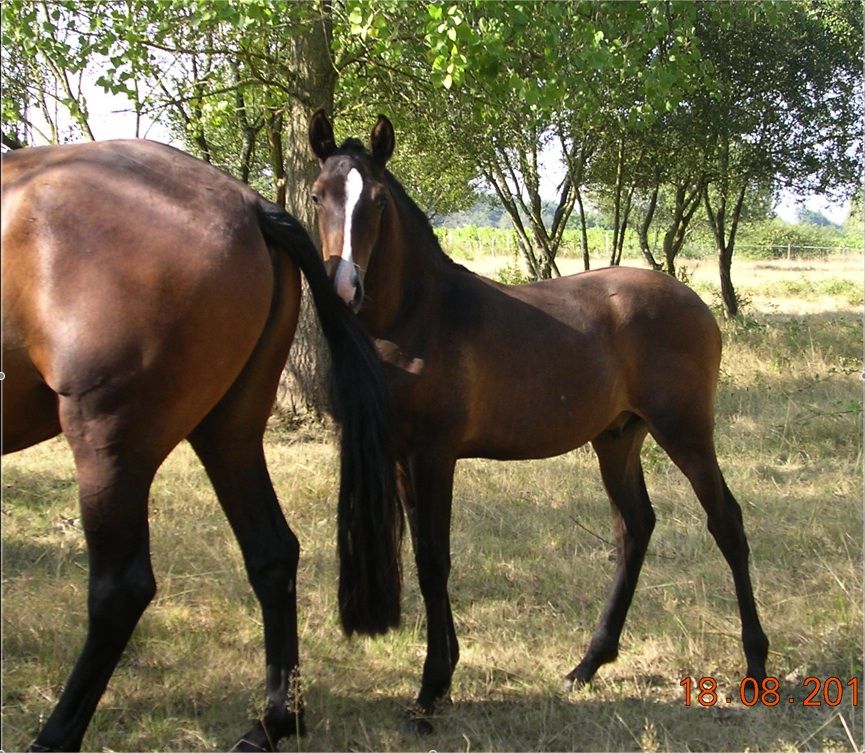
2, 254, 862, 752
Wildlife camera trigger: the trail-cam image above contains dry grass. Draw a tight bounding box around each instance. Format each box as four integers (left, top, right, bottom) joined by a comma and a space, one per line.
2, 255, 862, 752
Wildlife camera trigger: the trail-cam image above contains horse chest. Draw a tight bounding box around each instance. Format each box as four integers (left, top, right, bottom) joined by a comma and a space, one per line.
375, 335, 471, 441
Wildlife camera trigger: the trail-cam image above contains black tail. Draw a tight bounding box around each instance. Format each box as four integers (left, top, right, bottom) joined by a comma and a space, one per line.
256, 199, 403, 636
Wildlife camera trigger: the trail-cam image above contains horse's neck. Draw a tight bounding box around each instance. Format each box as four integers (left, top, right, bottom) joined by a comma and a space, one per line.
361, 211, 450, 337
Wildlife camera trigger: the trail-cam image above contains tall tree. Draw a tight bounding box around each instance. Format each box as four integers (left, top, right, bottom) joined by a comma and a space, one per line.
1, 0, 339, 412
627, 113, 709, 276
338, 0, 707, 279
1, 0, 101, 146
695, 0, 863, 316
451, 1, 706, 279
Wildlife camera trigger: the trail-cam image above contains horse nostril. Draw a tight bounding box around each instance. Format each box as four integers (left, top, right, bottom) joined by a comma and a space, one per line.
350, 281, 365, 313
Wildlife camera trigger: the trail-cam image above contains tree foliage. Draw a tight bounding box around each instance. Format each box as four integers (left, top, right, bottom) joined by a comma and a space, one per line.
2, 0, 861, 320
694, 0, 863, 315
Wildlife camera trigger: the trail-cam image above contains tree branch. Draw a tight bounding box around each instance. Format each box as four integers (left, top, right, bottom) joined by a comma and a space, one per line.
2, 132, 26, 149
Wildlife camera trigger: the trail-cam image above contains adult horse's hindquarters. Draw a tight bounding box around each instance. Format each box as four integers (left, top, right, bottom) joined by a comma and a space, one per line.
2, 139, 402, 752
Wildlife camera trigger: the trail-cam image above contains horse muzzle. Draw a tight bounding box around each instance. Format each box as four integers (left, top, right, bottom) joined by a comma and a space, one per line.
327, 256, 364, 313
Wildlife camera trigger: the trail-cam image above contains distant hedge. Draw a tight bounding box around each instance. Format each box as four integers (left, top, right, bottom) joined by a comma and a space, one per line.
436, 220, 861, 264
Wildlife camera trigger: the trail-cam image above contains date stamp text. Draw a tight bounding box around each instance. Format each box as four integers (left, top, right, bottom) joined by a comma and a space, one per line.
680, 676, 860, 708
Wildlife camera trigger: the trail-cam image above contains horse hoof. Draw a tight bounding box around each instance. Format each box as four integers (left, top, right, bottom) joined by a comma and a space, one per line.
27, 744, 58, 752
401, 713, 435, 736
562, 672, 591, 693
231, 711, 306, 751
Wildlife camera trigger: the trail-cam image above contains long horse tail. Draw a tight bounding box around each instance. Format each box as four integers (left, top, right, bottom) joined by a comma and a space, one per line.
256, 199, 403, 636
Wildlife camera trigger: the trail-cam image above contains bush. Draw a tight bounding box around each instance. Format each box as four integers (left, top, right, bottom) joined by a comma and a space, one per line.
437, 226, 518, 260
734, 219, 855, 259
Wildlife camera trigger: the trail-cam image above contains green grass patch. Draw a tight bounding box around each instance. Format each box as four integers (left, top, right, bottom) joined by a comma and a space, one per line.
740, 277, 864, 307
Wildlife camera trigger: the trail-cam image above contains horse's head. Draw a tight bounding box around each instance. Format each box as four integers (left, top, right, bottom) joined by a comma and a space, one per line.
309, 109, 395, 313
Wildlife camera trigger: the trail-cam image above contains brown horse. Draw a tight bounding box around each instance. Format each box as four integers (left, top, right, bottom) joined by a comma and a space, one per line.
2, 139, 403, 751
309, 111, 769, 728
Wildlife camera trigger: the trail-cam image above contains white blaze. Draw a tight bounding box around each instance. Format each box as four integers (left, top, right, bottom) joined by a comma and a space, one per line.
334, 168, 364, 306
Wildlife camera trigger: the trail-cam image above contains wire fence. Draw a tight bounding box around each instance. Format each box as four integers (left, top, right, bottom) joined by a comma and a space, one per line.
438, 225, 864, 262
688, 244, 863, 260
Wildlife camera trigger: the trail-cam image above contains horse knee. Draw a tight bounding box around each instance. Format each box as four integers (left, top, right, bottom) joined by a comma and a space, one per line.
246, 531, 300, 606
88, 565, 156, 636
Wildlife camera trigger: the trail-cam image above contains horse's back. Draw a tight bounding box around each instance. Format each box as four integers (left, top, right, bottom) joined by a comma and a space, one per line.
501, 265, 720, 366
2, 141, 288, 458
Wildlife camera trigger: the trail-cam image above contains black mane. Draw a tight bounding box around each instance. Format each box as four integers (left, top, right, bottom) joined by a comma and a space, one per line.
384, 172, 451, 264
339, 137, 366, 152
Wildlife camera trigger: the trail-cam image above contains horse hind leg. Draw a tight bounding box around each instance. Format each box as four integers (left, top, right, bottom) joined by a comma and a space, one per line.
31, 404, 157, 751
189, 420, 303, 752
566, 415, 655, 689
647, 412, 769, 681
187, 308, 303, 751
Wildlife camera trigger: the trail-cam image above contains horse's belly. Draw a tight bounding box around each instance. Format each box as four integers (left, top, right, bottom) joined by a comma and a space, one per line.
1, 345, 61, 453
460, 386, 621, 461
453, 332, 625, 460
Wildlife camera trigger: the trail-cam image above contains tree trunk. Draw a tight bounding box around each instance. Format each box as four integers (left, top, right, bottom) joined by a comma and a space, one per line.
610, 137, 625, 266
575, 186, 591, 271
662, 182, 703, 278
703, 181, 747, 318
638, 183, 663, 270
482, 161, 546, 280
718, 244, 738, 317
274, 2, 338, 419
612, 183, 635, 266
482, 126, 582, 281
265, 110, 287, 208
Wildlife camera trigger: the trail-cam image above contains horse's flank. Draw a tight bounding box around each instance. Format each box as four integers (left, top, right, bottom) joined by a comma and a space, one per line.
385, 258, 721, 462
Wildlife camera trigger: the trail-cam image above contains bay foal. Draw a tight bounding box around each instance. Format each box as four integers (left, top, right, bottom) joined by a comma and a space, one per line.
309, 111, 768, 727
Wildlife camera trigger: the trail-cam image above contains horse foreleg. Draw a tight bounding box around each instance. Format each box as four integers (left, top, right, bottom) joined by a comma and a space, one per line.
566, 420, 655, 690
402, 449, 458, 732
189, 427, 302, 752
30, 420, 157, 752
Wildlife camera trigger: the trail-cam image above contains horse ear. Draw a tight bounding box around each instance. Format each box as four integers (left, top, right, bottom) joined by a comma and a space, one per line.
309, 108, 337, 163
370, 115, 395, 166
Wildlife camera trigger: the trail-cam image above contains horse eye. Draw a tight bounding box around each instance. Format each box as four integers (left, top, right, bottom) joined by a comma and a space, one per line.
310, 193, 321, 206
375, 194, 387, 209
